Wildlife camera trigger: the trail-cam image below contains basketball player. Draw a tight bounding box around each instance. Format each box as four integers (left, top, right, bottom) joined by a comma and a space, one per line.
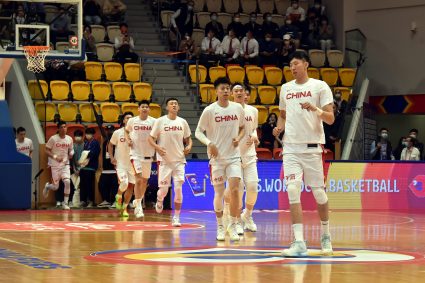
108, 112, 135, 218
43, 121, 74, 210
195, 77, 245, 241
125, 100, 156, 218
273, 51, 334, 256
15, 127, 34, 158
148, 98, 192, 227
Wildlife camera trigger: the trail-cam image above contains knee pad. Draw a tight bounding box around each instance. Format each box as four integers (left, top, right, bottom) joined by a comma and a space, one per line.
173, 182, 183, 203
118, 180, 129, 192
63, 179, 71, 194
245, 182, 258, 206
312, 187, 328, 205
287, 181, 302, 204
213, 185, 225, 212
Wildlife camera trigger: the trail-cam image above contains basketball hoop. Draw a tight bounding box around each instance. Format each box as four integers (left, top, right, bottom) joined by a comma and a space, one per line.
23, 46, 50, 73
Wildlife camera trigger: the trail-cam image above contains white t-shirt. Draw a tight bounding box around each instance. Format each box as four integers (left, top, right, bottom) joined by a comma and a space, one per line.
197, 101, 245, 160
239, 104, 258, 157
125, 116, 156, 159
150, 115, 191, 163
16, 138, 34, 157
400, 147, 420, 161
46, 134, 74, 167
109, 127, 132, 169
279, 78, 333, 149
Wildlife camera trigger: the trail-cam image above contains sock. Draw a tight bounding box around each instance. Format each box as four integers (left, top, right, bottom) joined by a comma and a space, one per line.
321, 220, 330, 236
174, 210, 181, 216
135, 198, 142, 208
293, 223, 304, 241
231, 216, 238, 224
123, 203, 128, 209
64, 196, 69, 204
216, 216, 223, 226
245, 208, 253, 216
224, 203, 230, 214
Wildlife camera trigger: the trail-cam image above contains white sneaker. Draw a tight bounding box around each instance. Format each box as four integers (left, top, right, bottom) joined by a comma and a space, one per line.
97, 201, 111, 208
155, 201, 163, 213
227, 223, 240, 241
172, 216, 181, 227
62, 202, 70, 210
321, 234, 333, 255
87, 201, 94, 208
236, 221, 244, 235
134, 205, 144, 218
282, 241, 308, 257
55, 201, 61, 208
216, 225, 225, 241
43, 183, 50, 198
241, 213, 257, 232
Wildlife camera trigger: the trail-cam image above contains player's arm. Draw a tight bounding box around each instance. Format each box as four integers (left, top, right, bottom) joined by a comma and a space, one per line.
183, 136, 193, 155
249, 110, 260, 146
273, 109, 286, 137
318, 103, 335, 125
195, 112, 219, 158
124, 121, 133, 146
233, 125, 245, 147
68, 140, 75, 160
107, 138, 117, 165
45, 139, 61, 162
148, 135, 166, 157
300, 83, 335, 125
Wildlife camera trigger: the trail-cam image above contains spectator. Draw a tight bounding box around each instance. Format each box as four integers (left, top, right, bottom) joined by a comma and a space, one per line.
114, 23, 138, 64
370, 128, 394, 160
50, 7, 74, 45
307, 0, 326, 19
286, 0, 306, 28
408, 129, 424, 159
79, 127, 100, 208
178, 32, 195, 61
205, 12, 224, 41
227, 13, 245, 40
324, 102, 342, 153
83, 25, 97, 60
318, 16, 333, 51
98, 125, 119, 208
44, 44, 69, 82
280, 17, 301, 48
15, 127, 33, 158
102, 0, 126, 23
239, 29, 259, 66
244, 12, 262, 39
200, 29, 220, 68
334, 89, 347, 114
260, 113, 281, 152
13, 6, 27, 25
277, 34, 296, 67
261, 13, 280, 39
303, 10, 319, 48
259, 32, 277, 66
400, 137, 420, 161
170, 0, 194, 41
219, 28, 240, 65
393, 136, 407, 160
24, 2, 46, 23
83, 0, 102, 25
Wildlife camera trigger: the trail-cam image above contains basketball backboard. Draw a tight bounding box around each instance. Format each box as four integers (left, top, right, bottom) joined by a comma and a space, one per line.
0, 0, 84, 60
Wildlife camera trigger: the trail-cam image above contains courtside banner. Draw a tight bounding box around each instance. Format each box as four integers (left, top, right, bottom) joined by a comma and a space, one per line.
176, 161, 425, 211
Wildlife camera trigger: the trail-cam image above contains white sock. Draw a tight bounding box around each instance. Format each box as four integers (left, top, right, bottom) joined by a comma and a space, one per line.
224, 203, 230, 214
231, 216, 238, 224
293, 223, 304, 241
216, 216, 223, 226
174, 209, 181, 216
321, 220, 330, 236
135, 198, 142, 207
64, 196, 69, 204
245, 208, 253, 216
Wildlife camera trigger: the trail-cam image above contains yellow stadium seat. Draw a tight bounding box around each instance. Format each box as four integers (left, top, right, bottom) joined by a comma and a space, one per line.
196, 12, 211, 29
264, 67, 283, 85
199, 84, 217, 104
149, 103, 162, 118
275, 0, 289, 15
50, 80, 70, 100
269, 105, 280, 117
193, 0, 205, 12
246, 66, 264, 85
104, 62, 123, 81
121, 103, 139, 116
208, 66, 226, 83
307, 68, 320, 80
35, 102, 56, 121
206, 0, 222, 13
283, 66, 294, 82
55, 42, 69, 52
258, 85, 277, 105
333, 87, 352, 102
247, 86, 257, 104
327, 50, 344, 68
239, 13, 249, 25
258, 0, 274, 14
241, 0, 257, 14
57, 103, 78, 122
189, 65, 207, 84
272, 14, 285, 27
106, 25, 121, 43
218, 13, 232, 28
124, 63, 141, 82
160, 10, 174, 31
96, 43, 115, 62
90, 24, 106, 43
339, 68, 356, 87
71, 81, 90, 101
309, 49, 326, 67
223, 0, 239, 13
227, 65, 245, 84
192, 29, 205, 47
254, 105, 268, 125
84, 62, 103, 81
92, 82, 111, 101
277, 85, 281, 97
320, 68, 339, 86
112, 82, 131, 101
79, 103, 99, 123
133, 82, 152, 101
28, 80, 48, 100
101, 103, 121, 123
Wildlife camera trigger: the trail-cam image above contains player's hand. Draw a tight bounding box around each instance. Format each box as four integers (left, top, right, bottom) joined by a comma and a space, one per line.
273, 127, 282, 137
53, 155, 62, 162
208, 143, 219, 158
127, 138, 133, 147
247, 135, 260, 146
300, 102, 317, 112
75, 170, 79, 176
111, 158, 117, 165
157, 147, 167, 157
232, 138, 240, 147
183, 145, 192, 155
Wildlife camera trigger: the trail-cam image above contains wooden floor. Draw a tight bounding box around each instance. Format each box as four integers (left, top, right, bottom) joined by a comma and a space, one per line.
0, 209, 424, 283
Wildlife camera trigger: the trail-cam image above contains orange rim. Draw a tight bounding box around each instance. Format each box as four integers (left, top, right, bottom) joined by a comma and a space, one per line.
23, 46, 50, 56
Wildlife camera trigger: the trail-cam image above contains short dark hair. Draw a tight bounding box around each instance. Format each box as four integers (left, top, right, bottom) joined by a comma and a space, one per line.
166, 97, 179, 105
250, 12, 256, 17
289, 51, 310, 64
138, 100, 150, 106
74, 129, 83, 137
409, 129, 419, 134
17, 127, 26, 134
244, 84, 251, 94
214, 77, 231, 88
210, 12, 218, 17
122, 111, 134, 118
231, 83, 244, 90
119, 23, 128, 29
57, 121, 66, 128
263, 13, 271, 19
379, 127, 389, 132
85, 128, 95, 134
407, 136, 417, 144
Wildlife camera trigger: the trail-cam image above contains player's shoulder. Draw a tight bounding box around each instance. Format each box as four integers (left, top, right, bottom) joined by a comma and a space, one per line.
203, 102, 216, 112
230, 101, 244, 110
310, 78, 329, 88
245, 104, 258, 113
177, 115, 188, 123
65, 135, 73, 141
148, 116, 157, 122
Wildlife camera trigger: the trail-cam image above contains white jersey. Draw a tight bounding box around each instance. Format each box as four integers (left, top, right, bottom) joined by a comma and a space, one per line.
197, 101, 245, 160
46, 134, 74, 167
150, 115, 191, 163
279, 78, 333, 146
109, 128, 132, 170
126, 116, 156, 159
239, 104, 258, 157
16, 138, 34, 157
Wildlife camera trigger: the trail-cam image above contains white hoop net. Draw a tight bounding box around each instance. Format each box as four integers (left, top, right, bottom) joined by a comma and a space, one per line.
23, 46, 50, 73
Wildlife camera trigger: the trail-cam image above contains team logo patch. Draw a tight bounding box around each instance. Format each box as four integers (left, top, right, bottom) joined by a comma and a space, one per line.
85, 247, 422, 265
0, 221, 203, 232
409, 175, 425, 198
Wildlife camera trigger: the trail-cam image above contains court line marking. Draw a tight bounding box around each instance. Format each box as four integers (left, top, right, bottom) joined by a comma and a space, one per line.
0, 236, 50, 251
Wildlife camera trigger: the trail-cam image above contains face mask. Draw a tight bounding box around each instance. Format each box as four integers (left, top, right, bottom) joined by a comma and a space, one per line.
334, 94, 341, 100
265, 37, 272, 42
315, 4, 321, 9
234, 18, 240, 22
286, 20, 292, 25
250, 17, 256, 22
410, 134, 417, 139
267, 16, 272, 22
187, 5, 193, 10
402, 142, 408, 147
381, 133, 388, 139
211, 15, 217, 21
75, 136, 82, 142
85, 134, 93, 140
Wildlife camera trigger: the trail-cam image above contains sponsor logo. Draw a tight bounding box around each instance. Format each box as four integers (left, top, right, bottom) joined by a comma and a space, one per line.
409, 175, 425, 198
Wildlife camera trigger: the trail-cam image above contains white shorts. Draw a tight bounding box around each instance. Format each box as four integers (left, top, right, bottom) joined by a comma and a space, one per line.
158, 161, 185, 188
131, 158, 152, 179
283, 152, 324, 187
241, 155, 259, 183
51, 165, 71, 185
116, 167, 136, 185
210, 158, 242, 186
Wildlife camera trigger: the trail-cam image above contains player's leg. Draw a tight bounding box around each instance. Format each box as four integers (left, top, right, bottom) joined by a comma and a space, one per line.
155, 162, 172, 214
282, 153, 307, 257
171, 162, 185, 226
115, 168, 129, 210
61, 165, 72, 210
241, 156, 259, 232
132, 159, 151, 214
43, 167, 61, 198
210, 163, 226, 241
121, 182, 134, 218
225, 159, 243, 241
